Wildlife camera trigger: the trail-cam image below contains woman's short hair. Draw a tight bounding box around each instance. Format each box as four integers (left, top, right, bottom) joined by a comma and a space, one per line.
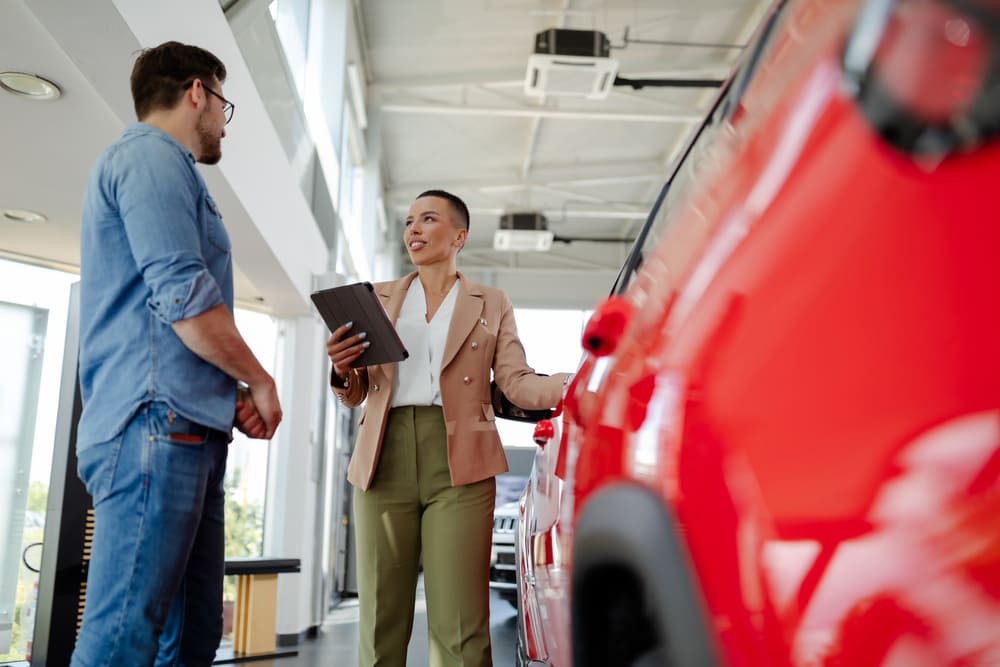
417, 189, 470, 232
130, 41, 227, 120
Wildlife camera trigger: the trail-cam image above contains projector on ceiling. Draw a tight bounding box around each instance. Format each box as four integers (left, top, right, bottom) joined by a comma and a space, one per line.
525, 28, 619, 100
493, 212, 554, 252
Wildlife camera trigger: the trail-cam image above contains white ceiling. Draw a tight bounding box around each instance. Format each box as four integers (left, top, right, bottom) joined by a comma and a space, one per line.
362, 0, 770, 305
0, 0, 769, 312
0, 1, 123, 275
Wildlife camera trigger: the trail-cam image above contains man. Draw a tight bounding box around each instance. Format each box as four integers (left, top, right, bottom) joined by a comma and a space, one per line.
72, 41, 281, 666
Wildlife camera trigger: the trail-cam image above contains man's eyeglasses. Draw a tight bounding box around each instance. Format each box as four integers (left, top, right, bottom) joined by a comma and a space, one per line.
184, 80, 234, 124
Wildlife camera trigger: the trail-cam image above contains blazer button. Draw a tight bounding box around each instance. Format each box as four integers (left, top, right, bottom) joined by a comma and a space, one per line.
471, 341, 479, 350
463, 376, 472, 385
372, 384, 380, 392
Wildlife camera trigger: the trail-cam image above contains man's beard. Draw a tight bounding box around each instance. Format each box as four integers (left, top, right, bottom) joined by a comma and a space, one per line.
195, 110, 222, 165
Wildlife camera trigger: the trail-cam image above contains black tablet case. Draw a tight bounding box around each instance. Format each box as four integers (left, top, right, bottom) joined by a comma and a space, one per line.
310, 282, 409, 368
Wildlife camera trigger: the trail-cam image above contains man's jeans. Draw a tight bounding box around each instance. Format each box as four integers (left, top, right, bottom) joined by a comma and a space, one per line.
70, 401, 229, 667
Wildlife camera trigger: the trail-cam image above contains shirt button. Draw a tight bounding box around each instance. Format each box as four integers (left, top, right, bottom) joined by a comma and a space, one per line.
471, 341, 479, 350
480, 318, 487, 326
463, 376, 472, 384
372, 384, 380, 392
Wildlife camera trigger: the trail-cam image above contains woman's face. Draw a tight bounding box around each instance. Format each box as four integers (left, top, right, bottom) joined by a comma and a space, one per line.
404, 196, 467, 266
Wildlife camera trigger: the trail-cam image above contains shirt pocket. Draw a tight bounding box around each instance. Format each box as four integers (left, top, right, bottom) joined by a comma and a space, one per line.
204, 194, 231, 253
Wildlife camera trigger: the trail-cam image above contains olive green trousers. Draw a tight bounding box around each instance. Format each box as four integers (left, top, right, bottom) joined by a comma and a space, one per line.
354, 406, 496, 667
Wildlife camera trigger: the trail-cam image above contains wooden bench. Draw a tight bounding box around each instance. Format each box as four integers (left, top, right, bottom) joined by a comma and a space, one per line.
214, 557, 301, 663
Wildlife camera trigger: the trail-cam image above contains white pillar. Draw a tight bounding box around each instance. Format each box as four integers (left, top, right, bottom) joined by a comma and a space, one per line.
264, 314, 327, 637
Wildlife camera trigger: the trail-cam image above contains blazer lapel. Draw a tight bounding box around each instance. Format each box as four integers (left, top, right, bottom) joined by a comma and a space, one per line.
375, 273, 418, 386
441, 272, 484, 372
377, 272, 417, 324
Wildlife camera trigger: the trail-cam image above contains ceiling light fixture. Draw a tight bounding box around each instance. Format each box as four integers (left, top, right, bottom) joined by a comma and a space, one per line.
0, 71, 62, 100
3, 209, 49, 224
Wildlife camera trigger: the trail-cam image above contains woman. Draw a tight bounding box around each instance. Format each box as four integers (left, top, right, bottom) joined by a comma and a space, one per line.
326, 189, 570, 667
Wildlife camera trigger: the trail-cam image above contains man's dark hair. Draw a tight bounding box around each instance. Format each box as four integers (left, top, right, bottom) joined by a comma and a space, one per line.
417, 189, 470, 232
130, 41, 227, 120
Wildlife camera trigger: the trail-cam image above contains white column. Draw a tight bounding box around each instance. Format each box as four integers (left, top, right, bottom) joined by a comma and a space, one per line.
264, 314, 327, 636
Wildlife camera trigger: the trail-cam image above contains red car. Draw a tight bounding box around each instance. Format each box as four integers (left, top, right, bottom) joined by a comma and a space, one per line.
517, 0, 1000, 665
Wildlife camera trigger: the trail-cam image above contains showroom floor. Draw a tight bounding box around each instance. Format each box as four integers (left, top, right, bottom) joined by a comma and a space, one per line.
226, 576, 518, 667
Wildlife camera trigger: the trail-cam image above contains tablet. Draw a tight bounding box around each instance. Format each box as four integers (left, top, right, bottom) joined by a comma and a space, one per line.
310, 282, 409, 368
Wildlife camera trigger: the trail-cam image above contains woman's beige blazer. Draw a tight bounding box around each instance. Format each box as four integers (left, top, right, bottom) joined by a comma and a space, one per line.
332, 271, 569, 490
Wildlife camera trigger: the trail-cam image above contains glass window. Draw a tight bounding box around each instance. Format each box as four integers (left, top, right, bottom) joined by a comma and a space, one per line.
225, 308, 279, 561
0, 259, 76, 663
494, 308, 590, 450
220, 309, 278, 642
613, 1, 789, 296
269, 0, 311, 98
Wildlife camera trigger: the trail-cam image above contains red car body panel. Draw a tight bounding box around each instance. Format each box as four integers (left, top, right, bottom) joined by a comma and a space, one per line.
517, 0, 1000, 664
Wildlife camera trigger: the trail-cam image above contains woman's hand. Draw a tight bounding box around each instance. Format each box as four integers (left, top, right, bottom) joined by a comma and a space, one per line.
325, 321, 370, 382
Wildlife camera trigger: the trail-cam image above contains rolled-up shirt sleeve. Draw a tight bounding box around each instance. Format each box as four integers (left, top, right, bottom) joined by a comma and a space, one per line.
112, 140, 225, 324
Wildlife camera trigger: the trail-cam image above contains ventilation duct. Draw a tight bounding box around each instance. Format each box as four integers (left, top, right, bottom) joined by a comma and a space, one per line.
525, 28, 619, 100
493, 212, 554, 252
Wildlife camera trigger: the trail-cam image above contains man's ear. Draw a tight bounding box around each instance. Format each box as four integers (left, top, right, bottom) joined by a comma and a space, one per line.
455, 228, 468, 248
186, 78, 206, 111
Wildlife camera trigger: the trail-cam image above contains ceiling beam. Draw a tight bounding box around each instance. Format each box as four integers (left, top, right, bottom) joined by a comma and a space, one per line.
386, 160, 670, 207
380, 102, 701, 124
390, 202, 648, 221
370, 63, 735, 95
521, 116, 542, 180
373, 70, 526, 92
458, 258, 621, 274
390, 167, 664, 195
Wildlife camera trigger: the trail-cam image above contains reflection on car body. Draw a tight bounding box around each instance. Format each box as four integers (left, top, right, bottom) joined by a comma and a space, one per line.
490, 500, 519, 607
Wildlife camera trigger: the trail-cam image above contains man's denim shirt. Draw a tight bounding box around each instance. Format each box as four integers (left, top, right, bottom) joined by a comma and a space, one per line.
78, 123, 235, 448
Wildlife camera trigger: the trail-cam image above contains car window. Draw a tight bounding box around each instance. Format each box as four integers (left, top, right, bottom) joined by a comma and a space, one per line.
611, 0, 789, 297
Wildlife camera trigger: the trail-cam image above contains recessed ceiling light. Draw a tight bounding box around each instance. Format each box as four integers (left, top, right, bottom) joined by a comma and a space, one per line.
0, 72, 62, 100
3, 209, 49, 224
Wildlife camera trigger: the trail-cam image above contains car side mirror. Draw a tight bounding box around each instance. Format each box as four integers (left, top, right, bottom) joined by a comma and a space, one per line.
533, 419, 555, 447
582, 295, 633, 357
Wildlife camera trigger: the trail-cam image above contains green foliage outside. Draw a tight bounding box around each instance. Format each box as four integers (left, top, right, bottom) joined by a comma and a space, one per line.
0, 481, 47, 663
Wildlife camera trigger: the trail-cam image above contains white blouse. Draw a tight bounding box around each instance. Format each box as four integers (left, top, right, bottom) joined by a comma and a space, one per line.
390, 277, 460, 407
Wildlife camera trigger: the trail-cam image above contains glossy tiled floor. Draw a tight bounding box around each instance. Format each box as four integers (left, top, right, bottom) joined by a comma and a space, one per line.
240, 576, 518, 667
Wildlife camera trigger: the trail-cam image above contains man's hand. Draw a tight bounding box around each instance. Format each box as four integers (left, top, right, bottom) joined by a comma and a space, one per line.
325, 321, 369, 383
235, 386, 267, 439
248, 377, 282, 439
235, 380, 281, 440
